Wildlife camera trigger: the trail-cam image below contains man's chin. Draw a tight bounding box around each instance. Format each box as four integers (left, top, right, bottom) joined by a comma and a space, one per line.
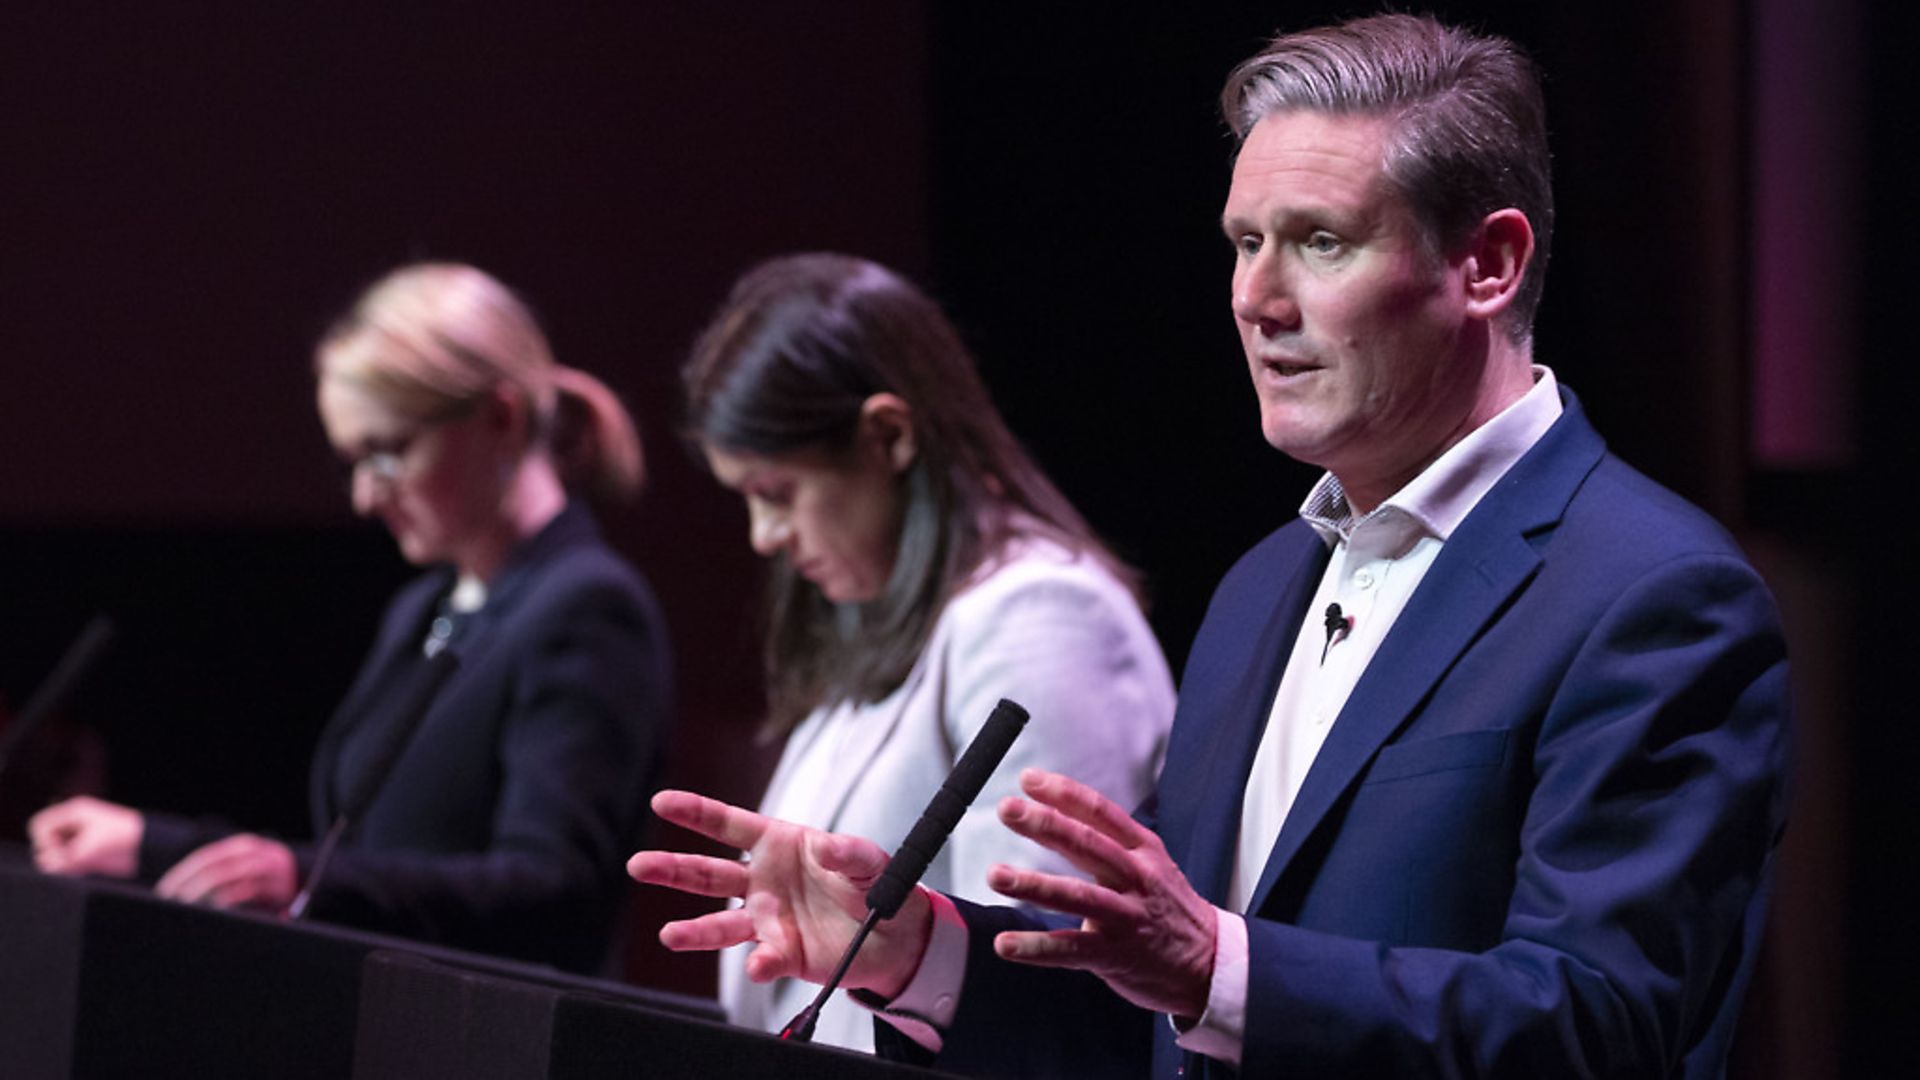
1258, 418, 1335, 466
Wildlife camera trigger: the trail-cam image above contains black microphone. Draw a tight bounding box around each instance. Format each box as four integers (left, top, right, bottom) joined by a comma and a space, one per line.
1320, 602, 1351, 665
779, 697, 1030, 1042
289, 648, 461, 920
0, 614, 116, 783
866, 697, 1030, 918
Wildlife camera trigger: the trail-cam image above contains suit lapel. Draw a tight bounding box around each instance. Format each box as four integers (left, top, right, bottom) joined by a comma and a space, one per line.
1179, 532, 1330, 905
309, 574, 445, 825
1247, 391, 1607, 912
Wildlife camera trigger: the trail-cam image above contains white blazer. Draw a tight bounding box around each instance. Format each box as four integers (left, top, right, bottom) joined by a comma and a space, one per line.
721, 536, 1176, 1050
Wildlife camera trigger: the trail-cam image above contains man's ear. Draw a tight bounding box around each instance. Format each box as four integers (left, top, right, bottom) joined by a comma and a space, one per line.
857, 393, 917, 473
1461, 208, 1534, 321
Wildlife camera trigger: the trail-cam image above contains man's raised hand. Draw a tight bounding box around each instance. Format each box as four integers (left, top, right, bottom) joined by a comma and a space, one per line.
627, 790, 933, 1000
988, 768, 1219, 1020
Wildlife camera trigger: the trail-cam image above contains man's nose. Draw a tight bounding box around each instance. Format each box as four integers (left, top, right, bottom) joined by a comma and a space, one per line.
1232, 255, 1301, 336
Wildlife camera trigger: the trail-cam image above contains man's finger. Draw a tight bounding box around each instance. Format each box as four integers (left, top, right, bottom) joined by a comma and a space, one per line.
998, 796, 1140, 887
1019, 768, 1152, 849
627, 850, 751, 898
993, 927, 1111, 970
658, 908, 756, 952
987, 863, 1141, 924
810, 830, 889, 887
651, 790, 769, 851
742, 940, 803, 983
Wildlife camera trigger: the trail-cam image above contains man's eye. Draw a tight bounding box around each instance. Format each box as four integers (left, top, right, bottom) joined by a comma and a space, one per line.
1233, 234, 1263, 258
1305, 231, 1344, 255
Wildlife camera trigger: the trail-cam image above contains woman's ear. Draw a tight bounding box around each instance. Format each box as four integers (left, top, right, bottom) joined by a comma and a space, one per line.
484, 384, 531, 444
857, 393, 917, 473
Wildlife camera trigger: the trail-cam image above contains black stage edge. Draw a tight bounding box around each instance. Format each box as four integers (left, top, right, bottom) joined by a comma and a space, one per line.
1, 852, 948, 1079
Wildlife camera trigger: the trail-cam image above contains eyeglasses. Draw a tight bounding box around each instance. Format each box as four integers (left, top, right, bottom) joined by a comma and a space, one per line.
334, 399, 479, 492
337, 431, 426, 490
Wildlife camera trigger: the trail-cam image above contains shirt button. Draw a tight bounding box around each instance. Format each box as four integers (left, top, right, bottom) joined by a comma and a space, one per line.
1354, 568, 1375, 589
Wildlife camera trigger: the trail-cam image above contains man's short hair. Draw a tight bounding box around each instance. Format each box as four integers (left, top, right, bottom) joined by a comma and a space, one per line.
1221, 13, 1553, 341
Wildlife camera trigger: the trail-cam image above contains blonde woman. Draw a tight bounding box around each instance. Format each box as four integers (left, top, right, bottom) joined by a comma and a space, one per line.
31, 263, 671, 974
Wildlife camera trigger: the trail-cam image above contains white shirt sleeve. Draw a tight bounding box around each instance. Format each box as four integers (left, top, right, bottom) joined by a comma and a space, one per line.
850, 887, 970, 1052
1172, 907, 1248, 1067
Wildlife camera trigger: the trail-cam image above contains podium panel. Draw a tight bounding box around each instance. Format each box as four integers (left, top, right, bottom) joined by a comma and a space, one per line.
355, 950, 956, 1080
554, 992, 941, 1079
70, 889, 367, 1078
353, 952, 559, 1080
0, 865, 85, 1079
0, 859, 724, 1079
3, 860, 950, 1080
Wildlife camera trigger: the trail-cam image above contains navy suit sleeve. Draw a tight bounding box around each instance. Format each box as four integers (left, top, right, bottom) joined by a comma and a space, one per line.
904, 897, 1153, 1079
1238, 551, 1789, 1077
301, 575, 671, 972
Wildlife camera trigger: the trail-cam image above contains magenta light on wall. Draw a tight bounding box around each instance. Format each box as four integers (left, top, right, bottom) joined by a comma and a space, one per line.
1752, 0, 1862, 470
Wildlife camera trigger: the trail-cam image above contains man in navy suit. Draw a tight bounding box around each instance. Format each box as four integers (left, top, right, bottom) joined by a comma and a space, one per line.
632, 14, 1789, 1077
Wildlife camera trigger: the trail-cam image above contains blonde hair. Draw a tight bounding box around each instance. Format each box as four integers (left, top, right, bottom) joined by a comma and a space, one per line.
317, 262, 643, 502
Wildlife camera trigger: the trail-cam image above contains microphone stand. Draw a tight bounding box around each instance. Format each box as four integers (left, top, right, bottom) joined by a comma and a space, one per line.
779, 910, 883, 1042
288, 648, 460, 921
778, 697, 1030, 1042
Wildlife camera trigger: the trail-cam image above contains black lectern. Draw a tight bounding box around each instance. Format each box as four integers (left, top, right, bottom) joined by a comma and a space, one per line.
1, 855, 954, 1079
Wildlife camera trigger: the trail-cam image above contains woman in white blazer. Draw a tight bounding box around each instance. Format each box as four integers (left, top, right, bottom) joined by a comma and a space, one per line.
680, 253, 1175, 1051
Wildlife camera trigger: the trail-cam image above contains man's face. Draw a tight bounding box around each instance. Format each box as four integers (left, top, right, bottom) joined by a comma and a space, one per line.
1223, 110, 1489, 507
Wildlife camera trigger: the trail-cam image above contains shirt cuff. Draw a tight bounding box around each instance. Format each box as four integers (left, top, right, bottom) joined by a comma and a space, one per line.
1171, 907, 1246, 1067
848, 887, 969, 1052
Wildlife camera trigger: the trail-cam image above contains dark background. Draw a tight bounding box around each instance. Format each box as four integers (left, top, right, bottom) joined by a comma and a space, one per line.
1, 3, 1908, 1077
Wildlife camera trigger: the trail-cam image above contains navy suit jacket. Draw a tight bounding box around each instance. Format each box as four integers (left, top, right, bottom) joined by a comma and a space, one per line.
143, 503, 673, 974
923, 393, 1789, 1078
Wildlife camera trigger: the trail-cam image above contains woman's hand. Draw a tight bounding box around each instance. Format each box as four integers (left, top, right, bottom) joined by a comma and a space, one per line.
155, 834, 299, 913
29, 795, 144, 879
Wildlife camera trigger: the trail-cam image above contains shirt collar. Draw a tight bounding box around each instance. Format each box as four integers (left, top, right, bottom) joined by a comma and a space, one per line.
1301, 366, 1563, 548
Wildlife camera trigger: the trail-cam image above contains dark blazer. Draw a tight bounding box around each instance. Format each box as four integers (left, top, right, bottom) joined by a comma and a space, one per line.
142, 503, 673, 974
925, 392, 1790, 1078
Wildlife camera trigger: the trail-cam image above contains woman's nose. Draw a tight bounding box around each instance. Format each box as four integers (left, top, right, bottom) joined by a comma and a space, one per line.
748, 502, 790, 557
349, 463, 388, 517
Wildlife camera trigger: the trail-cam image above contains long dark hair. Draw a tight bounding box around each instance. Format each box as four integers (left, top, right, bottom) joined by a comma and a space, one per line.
684, 253, 1131, 734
